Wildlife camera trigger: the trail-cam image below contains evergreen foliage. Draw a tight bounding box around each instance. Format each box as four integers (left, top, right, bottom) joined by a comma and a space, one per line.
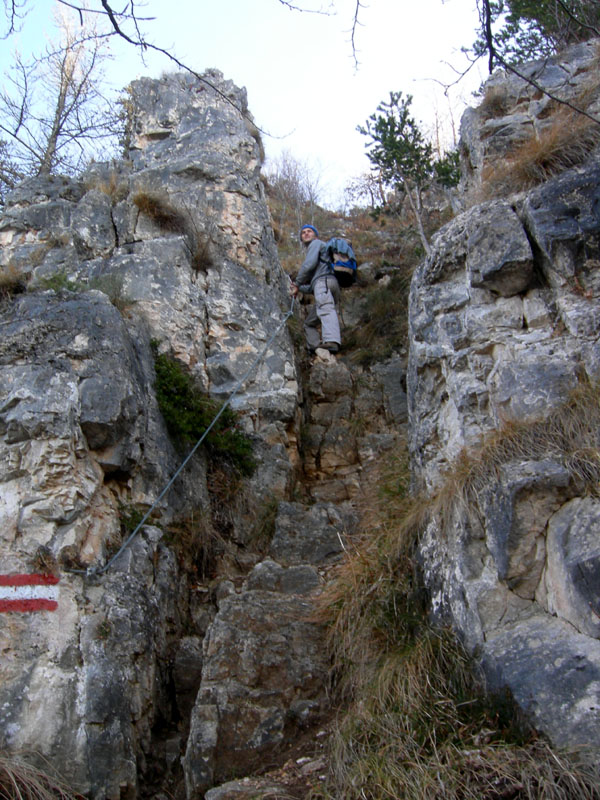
358, 91, 434, 196
152, 346, 255, 476
474, 0, 600, 65
358, 92, 460, 254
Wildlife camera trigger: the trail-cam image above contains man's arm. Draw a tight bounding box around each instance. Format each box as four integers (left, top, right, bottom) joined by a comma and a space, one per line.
294, 239, 322, 288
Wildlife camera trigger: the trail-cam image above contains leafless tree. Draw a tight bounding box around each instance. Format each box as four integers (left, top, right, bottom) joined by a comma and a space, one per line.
2, 1, 365, 121
344, 171, 388, 211
264, 150, 323, 238
0, 3, 118, 196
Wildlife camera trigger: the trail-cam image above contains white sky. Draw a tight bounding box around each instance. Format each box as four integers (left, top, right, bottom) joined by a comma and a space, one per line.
2, 0, 487, 207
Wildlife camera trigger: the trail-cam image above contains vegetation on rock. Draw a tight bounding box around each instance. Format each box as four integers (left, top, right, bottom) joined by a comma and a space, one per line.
316, 380, 600, 799
473, 0, 600, 66
152, 344, 256, 477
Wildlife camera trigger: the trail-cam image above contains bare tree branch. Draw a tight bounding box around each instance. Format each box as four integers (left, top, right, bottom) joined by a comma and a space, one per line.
1, 0, 27, 38
276, 0, 332, 14
350, 0, 366, 70
554, 0, 600, 38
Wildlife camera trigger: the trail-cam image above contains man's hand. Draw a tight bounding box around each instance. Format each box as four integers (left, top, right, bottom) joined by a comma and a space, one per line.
290, 282, 299, 298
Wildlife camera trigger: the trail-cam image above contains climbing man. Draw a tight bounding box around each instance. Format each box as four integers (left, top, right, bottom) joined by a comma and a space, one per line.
290, 224, 341, 354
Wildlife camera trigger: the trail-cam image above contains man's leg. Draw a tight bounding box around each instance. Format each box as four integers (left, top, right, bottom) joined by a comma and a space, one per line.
304, 303, 321, 351
315, 277, 341, 346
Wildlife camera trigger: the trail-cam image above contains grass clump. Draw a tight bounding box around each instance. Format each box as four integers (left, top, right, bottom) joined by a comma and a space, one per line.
152, 344, 255, 477
316, 382, 600, 800
164, 508, 227, 580
478, 83, 515, 120
88, 273, 133, 312
133, 191, 214, 273
86, 170, 129, 204
482, 108, 600, 197
434, 378, 600, 509
0, 264, 27, 298
37, 271, 81, 293
0, 753, 81, 800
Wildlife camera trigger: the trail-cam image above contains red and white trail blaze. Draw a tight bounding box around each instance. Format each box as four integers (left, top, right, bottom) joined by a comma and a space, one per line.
0, 574, 59, 612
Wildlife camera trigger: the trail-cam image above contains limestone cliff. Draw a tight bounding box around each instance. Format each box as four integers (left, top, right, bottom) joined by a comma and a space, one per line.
0, 71, 300, 797
409, 39, 600, 754
1, 41, 600, 800
0, 70, 402, 798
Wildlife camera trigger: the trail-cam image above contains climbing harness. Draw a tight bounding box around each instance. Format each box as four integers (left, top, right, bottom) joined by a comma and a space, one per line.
68, 293, 296, 578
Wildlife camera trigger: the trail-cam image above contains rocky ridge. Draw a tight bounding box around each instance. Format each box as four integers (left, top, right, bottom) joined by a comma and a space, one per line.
0, 71, 403, 798
410, 39, 600, 752
1, 41, 599, 800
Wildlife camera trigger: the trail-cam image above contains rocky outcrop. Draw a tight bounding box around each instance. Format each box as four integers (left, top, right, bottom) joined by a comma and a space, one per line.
0, 69, 405, 799
4, 39, 599, 800
460, 38, 600, 197
409, 48, 600, 753
0, 71, 300, 798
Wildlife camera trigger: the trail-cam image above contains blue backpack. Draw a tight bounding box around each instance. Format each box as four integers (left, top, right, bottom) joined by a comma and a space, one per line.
326, 237, 358, 287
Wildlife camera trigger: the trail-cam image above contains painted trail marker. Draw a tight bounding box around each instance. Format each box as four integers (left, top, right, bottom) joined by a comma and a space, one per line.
0, 573, 59, 612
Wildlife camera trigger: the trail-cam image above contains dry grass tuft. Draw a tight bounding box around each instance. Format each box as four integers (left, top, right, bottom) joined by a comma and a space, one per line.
0, 753, 81, 800
0, 264, 27, 298
86, 171, 129, 204
478, 84, 516, 120
165, 508, 229, 580
436, 379, 600, 514
133, 192, 215, 272
482, 108, 600, 197
316, 382, 600, 800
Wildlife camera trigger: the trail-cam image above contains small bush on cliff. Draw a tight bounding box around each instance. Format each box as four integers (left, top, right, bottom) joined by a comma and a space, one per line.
152, 344, 255, 477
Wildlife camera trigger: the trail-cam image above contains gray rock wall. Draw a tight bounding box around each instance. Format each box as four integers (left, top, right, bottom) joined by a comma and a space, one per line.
0, 71, 299, 797
409, 150, 600, 750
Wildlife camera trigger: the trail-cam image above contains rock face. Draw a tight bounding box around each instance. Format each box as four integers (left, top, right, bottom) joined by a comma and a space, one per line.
0, 71, 299, 797
460, 38, 600, 196
3, 41, 600, 800
409, 43, 600, 755
0, 70, 404, 800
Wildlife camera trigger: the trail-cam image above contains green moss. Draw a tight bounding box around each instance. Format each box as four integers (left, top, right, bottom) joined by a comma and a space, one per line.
152, 345, 255, 476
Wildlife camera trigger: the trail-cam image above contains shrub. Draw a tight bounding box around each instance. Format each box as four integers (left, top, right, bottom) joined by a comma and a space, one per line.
152, 345, 255, 477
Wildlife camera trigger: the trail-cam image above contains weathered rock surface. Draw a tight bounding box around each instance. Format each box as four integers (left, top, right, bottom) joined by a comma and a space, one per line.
409, 142, 600, 749
182, 474, 360, 797
0, 71, 300, 798
460, 38, 600, 196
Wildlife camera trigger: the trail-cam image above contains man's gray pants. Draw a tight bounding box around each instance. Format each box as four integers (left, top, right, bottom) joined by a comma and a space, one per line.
304, 275, 341, 350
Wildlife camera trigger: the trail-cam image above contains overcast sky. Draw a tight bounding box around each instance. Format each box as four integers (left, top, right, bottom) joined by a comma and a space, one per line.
3, 0, 486, 207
